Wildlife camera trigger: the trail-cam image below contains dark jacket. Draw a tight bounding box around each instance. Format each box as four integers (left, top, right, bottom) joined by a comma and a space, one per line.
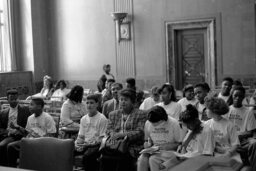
0, 105, 31, 140
102, 99, 116, 118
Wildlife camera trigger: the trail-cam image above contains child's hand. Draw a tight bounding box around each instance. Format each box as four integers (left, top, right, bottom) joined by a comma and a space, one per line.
144, 137, 153, 148
159, 163, 166, 170
144, 142, 152, 149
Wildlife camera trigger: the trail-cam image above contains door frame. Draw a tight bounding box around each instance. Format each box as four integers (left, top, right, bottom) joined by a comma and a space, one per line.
166, 18, 216, 89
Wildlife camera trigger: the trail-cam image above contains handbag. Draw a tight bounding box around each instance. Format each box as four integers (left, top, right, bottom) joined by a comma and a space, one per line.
101, 136, 129, 154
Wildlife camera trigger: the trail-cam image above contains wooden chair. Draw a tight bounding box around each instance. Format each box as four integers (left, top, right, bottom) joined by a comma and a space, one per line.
19, 137, 74, 171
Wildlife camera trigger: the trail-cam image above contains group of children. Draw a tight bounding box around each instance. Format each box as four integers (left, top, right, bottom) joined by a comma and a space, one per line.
1, 73, 256, 171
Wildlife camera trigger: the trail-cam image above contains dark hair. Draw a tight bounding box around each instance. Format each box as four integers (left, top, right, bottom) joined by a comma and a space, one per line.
86, 94, 99, 103
31, 97, 45, 108
151, 86, 160, 95
159, 83, 177, 101
56, 80, 67, 88
223, 77, 234, 84
233, 80, 242, 87
232, 86, 246, 95
148, 106, 168, 123
183, 84, 194, 97
6, 89, 18, 96
179, 104, 199, 123
126, 78, 136, 87
120, 88, 136, 103
111, 82, 123, 89
136, 90, 145, 105
205, 97, 229, 115
106, 79, 115, 83
195, 82, 210, 92
66, 85, 84, 103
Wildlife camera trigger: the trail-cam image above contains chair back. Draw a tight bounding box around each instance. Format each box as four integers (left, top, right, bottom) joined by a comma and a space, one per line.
19, 137, 74, 171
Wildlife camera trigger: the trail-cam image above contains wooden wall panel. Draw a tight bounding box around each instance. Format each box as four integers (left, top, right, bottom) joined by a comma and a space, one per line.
114, 0, 136, 78
0, 71, 34, 99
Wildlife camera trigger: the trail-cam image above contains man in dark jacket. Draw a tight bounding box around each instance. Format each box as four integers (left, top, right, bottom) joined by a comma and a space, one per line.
0, 89, 31, 166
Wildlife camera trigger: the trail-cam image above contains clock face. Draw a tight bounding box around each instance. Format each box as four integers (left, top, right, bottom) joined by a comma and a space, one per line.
120, 23, 130, 40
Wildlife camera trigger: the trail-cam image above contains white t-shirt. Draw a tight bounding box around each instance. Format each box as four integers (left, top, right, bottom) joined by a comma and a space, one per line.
195, 102, 208, 121
26, 112, 56, 137
7, 106, 18, 131
218, 93, 248, 105
156, 102, 182, 120
184, 122, 215, 158
218, 93, 229, 103
205, 118, 239, 155
139, 97, 159, 111
61, 99, 87, 126
145, 116, 181, 145
178, 98, 197, 112
51, 88, 70, 101
77, 112, 108, 144
226, 105, 256, 134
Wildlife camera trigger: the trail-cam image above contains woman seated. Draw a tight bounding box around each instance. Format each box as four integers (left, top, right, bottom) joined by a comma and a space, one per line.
27, 75, 54, 100
51, 80, 70, 101
160, 105, 215, 170
204, 97, 239, 158
178, 84, 197, 112
137, 106, 181, 171
99, 88, 147, 171
60, 85, 87, 129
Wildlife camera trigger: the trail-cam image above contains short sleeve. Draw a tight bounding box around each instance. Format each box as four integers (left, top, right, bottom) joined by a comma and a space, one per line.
60, 101, 72, 124
98, 116, 108, 137
144, 121, 150, 140
78, 117, 86, 136
228, 122, 239, 146
245, 109, 256, 132
202, 127, 215, 155
25, 116, 32, 130
172, 119, 181, 143
45, 115, 56, 134
174, 103, 182, 120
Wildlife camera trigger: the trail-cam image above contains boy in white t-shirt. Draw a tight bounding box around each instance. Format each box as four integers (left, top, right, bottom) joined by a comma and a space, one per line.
225, 86, 256, 169
226, 86, 256, 134
7, 97, 56, 167
75, 94, 108, 171
194, 83, 211, 121
217, 77, 233, 103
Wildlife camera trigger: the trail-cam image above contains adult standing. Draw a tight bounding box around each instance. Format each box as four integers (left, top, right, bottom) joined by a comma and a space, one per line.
97, 64, 115, 92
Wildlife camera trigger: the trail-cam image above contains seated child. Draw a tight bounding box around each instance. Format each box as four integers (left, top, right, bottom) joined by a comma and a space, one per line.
178, 84, 197, 112
161, 105, 215, 170
7, 97, 56, 167
137, 106, 181, 171
75, 94, 108, 171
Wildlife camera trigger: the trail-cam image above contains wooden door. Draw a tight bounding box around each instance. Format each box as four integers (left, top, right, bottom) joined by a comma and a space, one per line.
175, 29, 207, 89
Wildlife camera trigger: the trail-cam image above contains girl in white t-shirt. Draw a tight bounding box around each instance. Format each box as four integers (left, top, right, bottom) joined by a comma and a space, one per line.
157, 83, 182, 120
204, 97, 239, 157
178, 84, 197, 112
137, 106, 181, 171
161, 104, 215, 170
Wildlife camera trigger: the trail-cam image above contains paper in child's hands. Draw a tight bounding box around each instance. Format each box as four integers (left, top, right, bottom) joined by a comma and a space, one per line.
140, 146, 160, 154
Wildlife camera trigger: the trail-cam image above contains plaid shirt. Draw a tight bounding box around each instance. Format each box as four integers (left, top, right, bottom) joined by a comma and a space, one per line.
106, 108, 147, 158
